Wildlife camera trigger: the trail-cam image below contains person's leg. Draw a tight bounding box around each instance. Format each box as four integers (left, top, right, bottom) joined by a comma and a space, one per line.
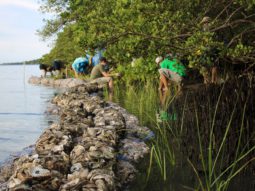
90, 77, 113, 94
200, 66, 210, 84
106, 77, 113, 101
65, 67, 68, 78
72, 66, 79, 78
175, 78, 183, 92
160, 74, 169, 91
158, 69, 163, 90
108, 77, 113, 92
72, 64, 79, 78
159, 90, 167, 108
177, 83, 182, 92
211, 66, 217, 83
158, 69, 166, 90
177, 79, 185, 92
159, 69, 169, 91
75, 71, 79, 78
159, 76, 164, 90
167, 70, 184, 92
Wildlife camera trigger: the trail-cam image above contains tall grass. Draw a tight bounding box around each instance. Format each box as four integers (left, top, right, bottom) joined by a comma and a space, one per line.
110, 79, 255, 190
112, 82, 178, 180
189, 84, 255, 191
112, 81, 160, 126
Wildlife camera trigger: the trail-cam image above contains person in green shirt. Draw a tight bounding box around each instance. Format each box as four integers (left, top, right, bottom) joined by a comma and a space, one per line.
155, 55, 186, 91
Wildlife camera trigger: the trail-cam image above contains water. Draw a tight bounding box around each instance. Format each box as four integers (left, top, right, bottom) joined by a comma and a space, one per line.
111, 82, 255, 191
0, 64, 59, 162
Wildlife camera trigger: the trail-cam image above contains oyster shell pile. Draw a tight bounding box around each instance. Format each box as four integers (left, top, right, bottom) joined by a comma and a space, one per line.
28, 76, 87, 88
1, 83, 151, 191
106, 103, 150, 185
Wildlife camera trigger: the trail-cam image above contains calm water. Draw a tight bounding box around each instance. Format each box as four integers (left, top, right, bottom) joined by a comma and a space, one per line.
0, 64, 59, 162
112, 83, 255, 191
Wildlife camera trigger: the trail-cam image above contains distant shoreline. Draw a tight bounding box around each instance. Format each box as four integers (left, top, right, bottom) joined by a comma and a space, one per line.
0, 63, 39, 66
0, 59, 40, 66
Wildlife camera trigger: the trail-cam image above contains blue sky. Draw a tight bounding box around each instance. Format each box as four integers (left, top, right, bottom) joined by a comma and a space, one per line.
0, 0, 51, 63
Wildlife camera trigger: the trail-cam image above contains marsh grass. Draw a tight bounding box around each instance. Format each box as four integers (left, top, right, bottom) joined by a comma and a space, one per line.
111, 81, 160, 126
111, 82, 178, 180
189, 83, 255, 191
110, 78, 255, 191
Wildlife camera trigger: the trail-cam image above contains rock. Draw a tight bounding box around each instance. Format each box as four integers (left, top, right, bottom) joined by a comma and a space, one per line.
28, 76, 42, 85
28, 76, 105, 89
0, 79, 153, 191
67, 79, 86, 88
41, 78, 51, 86
35, 126, 71, 156
30, 166, 51, 178
120, 138, 149, 162
116, 161, 137, 185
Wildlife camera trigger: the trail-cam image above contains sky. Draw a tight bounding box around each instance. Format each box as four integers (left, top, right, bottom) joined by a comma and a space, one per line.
0, 0, 51, 63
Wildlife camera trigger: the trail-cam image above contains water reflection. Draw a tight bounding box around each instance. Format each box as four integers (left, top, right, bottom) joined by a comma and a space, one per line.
112, 79, 255, 191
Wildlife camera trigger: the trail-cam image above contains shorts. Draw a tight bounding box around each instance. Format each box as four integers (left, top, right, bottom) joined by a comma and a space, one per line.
90, 77, 112, 84
159, 68, 183, 84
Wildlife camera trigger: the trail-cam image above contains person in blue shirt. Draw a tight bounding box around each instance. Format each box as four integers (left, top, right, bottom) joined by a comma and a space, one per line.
88, 49, 104, 66
72, 56, 90, 78
71, 49, 105, 78
85, 49, 105, 67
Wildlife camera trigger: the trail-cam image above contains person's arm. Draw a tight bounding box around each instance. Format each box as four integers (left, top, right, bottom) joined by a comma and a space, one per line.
101, 71, 109, 77
99, 65, 120, 77
89, 57, 93, 66
102, 72, 120, 77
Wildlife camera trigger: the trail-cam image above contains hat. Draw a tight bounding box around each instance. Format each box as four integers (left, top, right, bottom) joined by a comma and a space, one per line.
155, 56, 163, 64
201, 16, 210, 24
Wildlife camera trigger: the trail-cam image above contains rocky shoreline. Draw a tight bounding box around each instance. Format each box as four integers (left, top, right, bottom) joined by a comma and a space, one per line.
0, 78, 151, 191
28, 76, 87, 88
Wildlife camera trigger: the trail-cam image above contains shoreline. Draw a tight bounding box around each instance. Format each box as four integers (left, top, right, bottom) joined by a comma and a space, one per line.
0, 77, 151, 190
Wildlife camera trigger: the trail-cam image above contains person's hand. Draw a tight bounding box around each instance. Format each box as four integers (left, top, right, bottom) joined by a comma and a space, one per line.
115, 73, 122, 77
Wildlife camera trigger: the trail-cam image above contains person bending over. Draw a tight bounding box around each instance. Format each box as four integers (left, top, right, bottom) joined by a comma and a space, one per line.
53, 59, 64, 76
72, 57, 90, 78
39, 64, 53, 78
155, 55, 186, 92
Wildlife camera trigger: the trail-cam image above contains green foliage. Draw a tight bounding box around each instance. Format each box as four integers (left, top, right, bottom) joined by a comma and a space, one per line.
41, 26, 84, 65
185, 32, 224, 70
227, 42, 254, 59
38, 0, 255, 80
116, 57, 158, 84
